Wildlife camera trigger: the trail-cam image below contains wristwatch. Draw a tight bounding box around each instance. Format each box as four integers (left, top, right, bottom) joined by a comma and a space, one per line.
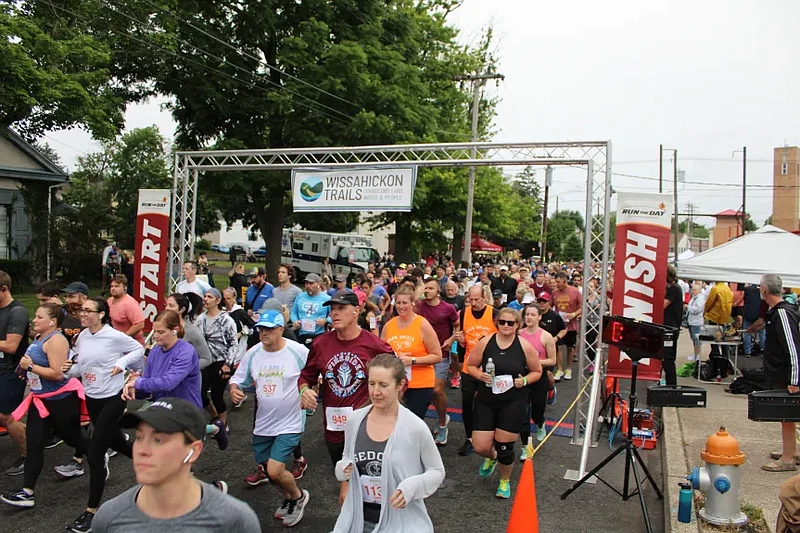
411, 358, 417, 365
27, 364, 34, 373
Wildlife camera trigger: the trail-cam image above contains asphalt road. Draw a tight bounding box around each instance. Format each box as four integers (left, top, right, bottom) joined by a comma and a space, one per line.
0, 372, 664, 533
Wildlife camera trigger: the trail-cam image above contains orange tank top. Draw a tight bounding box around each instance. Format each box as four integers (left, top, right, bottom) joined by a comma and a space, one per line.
384, 315, 434, 389
462, 306, 498, 372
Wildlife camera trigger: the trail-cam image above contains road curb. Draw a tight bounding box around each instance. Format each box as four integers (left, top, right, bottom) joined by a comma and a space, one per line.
662, 407, 702, 533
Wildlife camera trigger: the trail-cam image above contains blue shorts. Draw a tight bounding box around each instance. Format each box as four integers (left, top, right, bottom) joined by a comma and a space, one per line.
434, 356, 450, 380
253, 433, 302, 465
0, 372, 25, 415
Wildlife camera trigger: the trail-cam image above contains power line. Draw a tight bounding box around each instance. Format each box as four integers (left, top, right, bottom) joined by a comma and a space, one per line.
41, 0, 351, 127
96, 0, 355, 122
135, 0, 363, 112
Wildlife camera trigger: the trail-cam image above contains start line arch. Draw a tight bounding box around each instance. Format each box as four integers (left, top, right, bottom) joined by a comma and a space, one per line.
170, 140, 613, 479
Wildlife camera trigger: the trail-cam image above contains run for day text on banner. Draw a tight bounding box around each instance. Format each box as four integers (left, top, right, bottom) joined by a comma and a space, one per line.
133, 189, 171, 333
606, 192, 673, 381
291, 167, 417, 212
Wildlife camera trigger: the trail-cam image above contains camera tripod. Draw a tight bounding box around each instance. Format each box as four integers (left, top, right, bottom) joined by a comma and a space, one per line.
560, 359, 663, 533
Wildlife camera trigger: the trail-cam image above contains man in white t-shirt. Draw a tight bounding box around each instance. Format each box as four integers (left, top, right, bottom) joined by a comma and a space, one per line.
230, 311, 310, 528
176, 261, 211, 297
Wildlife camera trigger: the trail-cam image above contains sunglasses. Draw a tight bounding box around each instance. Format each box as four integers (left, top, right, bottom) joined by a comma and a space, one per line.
498, 319, 517, 327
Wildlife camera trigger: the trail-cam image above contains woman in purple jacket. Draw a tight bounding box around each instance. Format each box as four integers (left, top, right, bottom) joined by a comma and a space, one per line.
122, 310, 202, 407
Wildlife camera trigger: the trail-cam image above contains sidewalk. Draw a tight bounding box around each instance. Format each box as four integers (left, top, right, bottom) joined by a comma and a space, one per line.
662, 334, 795, 532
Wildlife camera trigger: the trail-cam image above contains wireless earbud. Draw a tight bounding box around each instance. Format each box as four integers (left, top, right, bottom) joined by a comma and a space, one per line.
173, 330, 178, 336
50, 321, 55, 326
183, 450, 194, 464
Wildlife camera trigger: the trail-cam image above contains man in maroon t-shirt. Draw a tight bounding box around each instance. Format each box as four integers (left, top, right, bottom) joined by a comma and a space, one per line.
416, 277, 459, 445
299, 289, 393, 504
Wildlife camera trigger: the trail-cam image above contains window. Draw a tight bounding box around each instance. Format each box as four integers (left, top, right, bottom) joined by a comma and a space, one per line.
311, 242, 319, 253
0, 206, 8, 260
292, 241, 304, 251
782, 162, 788, 175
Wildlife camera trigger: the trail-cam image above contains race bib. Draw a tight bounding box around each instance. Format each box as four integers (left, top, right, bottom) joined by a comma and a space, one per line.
326, 406, 353, 432
491, 374, 514, 395
83, 368, 99, 385
301, 319, 316, 333
258, 380, 282, 399
27, 372, 41, 392
360, 475, 382, 504
559, 311, 571, 322
405, 365, 412, 382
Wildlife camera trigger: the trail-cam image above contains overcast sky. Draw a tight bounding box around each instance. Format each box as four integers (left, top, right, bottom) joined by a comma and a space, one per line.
45, 0, 800, 228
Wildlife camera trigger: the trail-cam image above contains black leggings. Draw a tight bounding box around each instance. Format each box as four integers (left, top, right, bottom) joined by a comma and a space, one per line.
520, 378, 549, 444
403, 388, 433, 420
85, 395, 132, 508
461, 373, 479, 439
202, 361, 228, 415
24, 393, 86, 490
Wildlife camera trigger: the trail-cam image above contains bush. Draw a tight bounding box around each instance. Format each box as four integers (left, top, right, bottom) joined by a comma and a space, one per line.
0, 260, 33, 291
195, 238, 211, 251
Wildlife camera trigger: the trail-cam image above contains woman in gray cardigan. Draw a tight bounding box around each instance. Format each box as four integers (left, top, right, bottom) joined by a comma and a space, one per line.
332, 354, 445, 533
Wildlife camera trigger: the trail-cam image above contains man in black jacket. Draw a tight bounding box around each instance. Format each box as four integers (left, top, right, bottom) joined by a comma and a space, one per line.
761, 274, 800, 472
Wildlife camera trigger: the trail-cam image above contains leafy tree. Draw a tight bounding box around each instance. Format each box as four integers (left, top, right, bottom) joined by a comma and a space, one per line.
545, 215, 576, 260
555, 209, 585, 231
0, 2, 148, 140
562, 232, 584, 261
765, 215, 773, 226
744, 214, 757, 232
677, 219, 710, 239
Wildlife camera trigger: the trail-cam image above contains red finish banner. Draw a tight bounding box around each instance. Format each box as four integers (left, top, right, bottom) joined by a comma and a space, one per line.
607, 192, 673, 381
133, 190, 171, 333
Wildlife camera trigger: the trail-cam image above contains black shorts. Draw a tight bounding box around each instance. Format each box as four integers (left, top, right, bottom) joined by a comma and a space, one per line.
473, 396, 528, 434
558, 331, 577, 348
326, 439, 345, 466
0, 372, 25, 415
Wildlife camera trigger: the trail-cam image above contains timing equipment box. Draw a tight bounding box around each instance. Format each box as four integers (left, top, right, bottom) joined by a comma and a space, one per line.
748, 389, 800, 422
647, 385, 707, 408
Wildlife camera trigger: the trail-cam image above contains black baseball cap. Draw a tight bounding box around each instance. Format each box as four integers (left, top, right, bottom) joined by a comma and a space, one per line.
248, 267, 266, 277
119, 397, 206, 441
323, 289, 360, 307
492, 289, 503, 298
61, 282, 89, 295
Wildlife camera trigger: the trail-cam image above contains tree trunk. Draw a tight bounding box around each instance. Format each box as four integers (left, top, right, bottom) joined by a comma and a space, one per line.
394, 216, 414, 263
252, 182, 284, 284
452, 227, 464, 267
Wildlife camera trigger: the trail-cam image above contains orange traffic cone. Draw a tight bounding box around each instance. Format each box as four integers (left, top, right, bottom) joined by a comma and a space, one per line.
507, 438, 539, 533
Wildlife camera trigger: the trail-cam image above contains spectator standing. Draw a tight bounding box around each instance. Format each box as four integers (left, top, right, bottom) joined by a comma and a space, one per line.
704, 280, 734, 377
741, 283, 765, 356
121, 251, 135, 296
107, 275, 145, 346
228, 263, 249, 305
686, 284, 706, 362
759, 274, 800, 472
662, 266, 684, 386
101, 241, 114, 294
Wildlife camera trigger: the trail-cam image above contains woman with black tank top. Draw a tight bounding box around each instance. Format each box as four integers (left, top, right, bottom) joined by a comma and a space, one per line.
466, 307, 542, 500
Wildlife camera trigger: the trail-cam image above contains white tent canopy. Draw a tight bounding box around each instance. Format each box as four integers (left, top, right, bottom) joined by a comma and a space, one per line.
677, 225, 800, 287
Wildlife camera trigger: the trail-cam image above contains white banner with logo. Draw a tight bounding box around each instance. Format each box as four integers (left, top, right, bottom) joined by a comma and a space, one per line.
291, 167, 417, 212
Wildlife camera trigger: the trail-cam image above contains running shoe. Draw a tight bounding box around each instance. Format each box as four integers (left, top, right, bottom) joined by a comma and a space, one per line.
212, 480, 228, 494
233, 394, 248, 408
519, 447, 528, 462
291, 457, 307, 480
104, 453, 110, 481
434, 414, 451, 446
457, 440, 474, 457
564, 369, 573, 380
4, 456, 24, 476
44, 435, 63, 449
496, 479, 511, 499
547, 387, 557, 406
54, 459, 85, 478
449, 374, 461, 389
245, 464, 270, 486
553, 370, 564, 382
282, 489, 310, 527
1, 489, 34, 508
67, 510, 94, 533
275, 499, 291, 520
305, 408, 315, 416
536, 426, 547, 442
211, 419, 229, 451
478, 458, 498, 478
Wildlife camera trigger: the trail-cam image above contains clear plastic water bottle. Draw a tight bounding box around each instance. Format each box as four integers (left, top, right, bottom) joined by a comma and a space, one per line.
485, 358, 495, 388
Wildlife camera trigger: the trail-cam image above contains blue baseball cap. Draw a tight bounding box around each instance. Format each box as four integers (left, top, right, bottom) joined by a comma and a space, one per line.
254, 310, 285, 329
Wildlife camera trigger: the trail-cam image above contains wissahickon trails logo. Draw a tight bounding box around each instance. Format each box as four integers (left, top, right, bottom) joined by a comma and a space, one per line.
299, 176, 323, 202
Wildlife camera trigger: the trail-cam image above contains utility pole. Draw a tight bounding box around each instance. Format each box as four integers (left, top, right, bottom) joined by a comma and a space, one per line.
659, 144, 663, 193
732, 147, 747, 236
540, 166, 552, 261
673, 150, 679, 265
455, 71, 505, 263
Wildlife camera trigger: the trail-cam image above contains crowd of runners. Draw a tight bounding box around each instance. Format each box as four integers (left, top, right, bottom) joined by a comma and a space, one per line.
0, 256, 598, 532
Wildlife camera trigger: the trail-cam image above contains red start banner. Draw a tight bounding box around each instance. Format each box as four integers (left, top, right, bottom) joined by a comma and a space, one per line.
133, 189, 171, 333
606, 192, 673, 381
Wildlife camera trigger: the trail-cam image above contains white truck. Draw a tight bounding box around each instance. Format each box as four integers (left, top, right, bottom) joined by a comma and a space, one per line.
282, 229, 380, 279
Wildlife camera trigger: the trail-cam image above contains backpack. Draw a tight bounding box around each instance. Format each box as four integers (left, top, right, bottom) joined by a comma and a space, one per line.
727, 376, 765, 395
